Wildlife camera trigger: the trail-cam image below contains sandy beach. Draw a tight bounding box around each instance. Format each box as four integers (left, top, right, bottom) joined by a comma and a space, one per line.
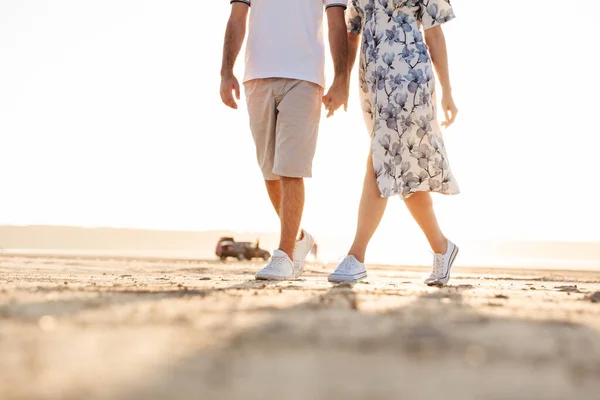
1, 254, 600, 400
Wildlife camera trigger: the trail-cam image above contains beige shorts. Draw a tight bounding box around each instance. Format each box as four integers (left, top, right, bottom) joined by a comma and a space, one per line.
244, 78, 323, 180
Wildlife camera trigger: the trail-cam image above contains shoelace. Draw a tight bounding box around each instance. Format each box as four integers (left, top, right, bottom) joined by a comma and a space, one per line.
265, 256, 287, 273
430, 253, 445, 278
337, 257, 355, 274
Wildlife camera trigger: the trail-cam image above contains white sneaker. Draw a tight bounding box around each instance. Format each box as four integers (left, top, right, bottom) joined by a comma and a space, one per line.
425, 240, 459, 286
293, 230, 314, 277
255, 249, 297, 281
328, 255, 367, 283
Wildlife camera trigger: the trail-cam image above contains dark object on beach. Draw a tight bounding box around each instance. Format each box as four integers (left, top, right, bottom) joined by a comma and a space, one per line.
555, 285, 585, 293
215, 237, 270, 261
584, 291, 600, 303
494, 294, 509, 299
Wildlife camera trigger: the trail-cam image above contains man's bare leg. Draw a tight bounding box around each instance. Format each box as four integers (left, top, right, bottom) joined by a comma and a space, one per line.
264, 179, 281, 216
278, 177, 304, 259
348, 153, 388, 263
265, 178, 304, 241
404, 191, 447, 254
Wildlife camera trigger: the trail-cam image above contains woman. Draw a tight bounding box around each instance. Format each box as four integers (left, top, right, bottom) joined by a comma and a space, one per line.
328, 0, 460, 285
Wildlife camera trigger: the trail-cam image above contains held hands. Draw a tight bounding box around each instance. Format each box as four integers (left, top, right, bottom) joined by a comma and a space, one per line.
220, 73, 241, 109
322, 78, 349, 118
440, 92, 458, 128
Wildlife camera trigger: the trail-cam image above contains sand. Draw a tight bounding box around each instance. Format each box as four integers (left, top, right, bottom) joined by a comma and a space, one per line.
1, 254, 600, 400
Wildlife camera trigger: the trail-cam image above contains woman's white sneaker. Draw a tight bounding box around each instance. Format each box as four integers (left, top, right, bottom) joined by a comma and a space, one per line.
328, 255, 368, 283
424, 240, 459, 286
255, 250, 296, 281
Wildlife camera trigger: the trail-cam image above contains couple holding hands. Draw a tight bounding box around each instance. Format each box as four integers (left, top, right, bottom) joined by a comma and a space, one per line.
220, 0, 460, 285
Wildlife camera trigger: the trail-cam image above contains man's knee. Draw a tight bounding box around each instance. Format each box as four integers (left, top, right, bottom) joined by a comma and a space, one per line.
279, 176, 304, 187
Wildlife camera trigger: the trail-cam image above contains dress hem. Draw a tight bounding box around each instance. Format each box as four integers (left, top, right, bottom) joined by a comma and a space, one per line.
388, 188, 461, 201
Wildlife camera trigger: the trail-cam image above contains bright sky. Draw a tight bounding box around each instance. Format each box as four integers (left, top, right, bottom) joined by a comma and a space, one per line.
1, 1, 599, 262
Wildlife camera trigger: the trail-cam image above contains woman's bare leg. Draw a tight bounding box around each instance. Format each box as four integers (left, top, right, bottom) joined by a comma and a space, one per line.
348, 153, 388, 263
404, 191, 447, 254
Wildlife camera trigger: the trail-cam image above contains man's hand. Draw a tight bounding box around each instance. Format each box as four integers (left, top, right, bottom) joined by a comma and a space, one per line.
220, 74, 240, 109
440, 93, 458, 128
324, 5, 348, 118
219, 3, 248, 109
322, 79, 348, 118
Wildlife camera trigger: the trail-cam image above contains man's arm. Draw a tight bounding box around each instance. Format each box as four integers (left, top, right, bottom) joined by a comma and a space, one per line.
322, 6, 348, 117
327, 7, 348, 85
220, 3, 249, 109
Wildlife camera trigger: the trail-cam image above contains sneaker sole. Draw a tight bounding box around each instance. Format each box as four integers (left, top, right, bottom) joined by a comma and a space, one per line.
256, 269, 304, 281
255, 274, 293, 281
328, 271, 367, 283
426, 245, 459, 286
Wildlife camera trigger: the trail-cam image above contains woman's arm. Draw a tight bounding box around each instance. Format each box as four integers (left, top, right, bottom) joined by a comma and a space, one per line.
347, 32, 360, 78
425, 25, 458, 127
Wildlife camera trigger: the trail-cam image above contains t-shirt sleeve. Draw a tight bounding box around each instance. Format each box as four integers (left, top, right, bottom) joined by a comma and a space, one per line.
419, 0, 455, 30
230, 0, 250, 6
324, 0, 348, 10
345, 1, 363, 34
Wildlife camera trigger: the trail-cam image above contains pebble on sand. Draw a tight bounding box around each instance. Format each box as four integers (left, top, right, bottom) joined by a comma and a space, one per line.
38, 316, 57, 332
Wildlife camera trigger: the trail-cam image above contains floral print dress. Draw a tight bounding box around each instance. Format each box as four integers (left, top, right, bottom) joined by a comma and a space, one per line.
347, 0, 460, 198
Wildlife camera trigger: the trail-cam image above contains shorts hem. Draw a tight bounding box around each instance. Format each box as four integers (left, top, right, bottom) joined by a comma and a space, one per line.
263, 175, 281, 181
272, 169, 312, 179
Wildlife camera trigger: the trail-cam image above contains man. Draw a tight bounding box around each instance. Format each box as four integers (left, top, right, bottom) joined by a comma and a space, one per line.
220, 0, 349, 280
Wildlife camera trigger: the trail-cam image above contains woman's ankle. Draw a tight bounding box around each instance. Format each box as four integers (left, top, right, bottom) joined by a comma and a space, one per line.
348, 247, 366, 263
431, 237, 448, 254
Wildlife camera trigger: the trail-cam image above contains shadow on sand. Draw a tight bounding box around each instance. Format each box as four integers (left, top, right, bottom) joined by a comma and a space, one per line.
0, 280, 268, 319
106, 282, 600, 400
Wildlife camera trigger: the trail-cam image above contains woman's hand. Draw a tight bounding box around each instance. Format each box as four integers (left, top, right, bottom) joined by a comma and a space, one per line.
425, 26, 457, 128
440, 93, 458, 128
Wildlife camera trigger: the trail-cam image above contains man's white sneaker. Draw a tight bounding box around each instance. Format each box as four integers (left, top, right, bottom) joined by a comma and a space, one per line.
328, 255, 367, 283
255, 250, 296, 281
424, 240, 459, 286
293, 230, 314, 277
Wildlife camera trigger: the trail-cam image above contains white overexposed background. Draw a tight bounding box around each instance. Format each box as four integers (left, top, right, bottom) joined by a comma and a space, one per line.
1, 1, 599, 265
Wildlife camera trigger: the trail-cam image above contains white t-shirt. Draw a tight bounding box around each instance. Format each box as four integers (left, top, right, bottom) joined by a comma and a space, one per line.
230, 0, 348, 88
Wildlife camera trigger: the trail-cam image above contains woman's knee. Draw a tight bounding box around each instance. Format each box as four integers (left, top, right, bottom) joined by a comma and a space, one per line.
406, 191, 432, 208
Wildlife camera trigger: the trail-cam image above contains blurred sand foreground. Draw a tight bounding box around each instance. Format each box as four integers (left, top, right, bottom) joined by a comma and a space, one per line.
1, 254, 600, 400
